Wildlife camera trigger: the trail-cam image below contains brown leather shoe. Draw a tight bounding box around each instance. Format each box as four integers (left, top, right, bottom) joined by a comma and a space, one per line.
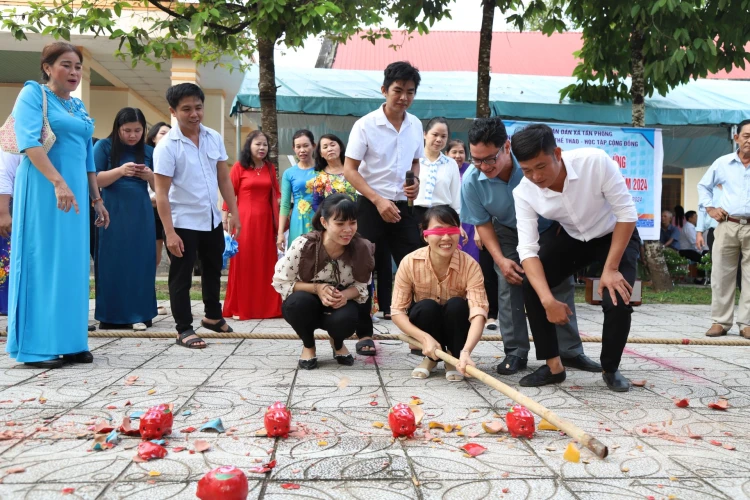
740, 327, 750, 339
706, 324, 728, 337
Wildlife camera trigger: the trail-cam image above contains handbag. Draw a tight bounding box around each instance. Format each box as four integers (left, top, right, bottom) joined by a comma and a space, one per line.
0, 83, 56, 154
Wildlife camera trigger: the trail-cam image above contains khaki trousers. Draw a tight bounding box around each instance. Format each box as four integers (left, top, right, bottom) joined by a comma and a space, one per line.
710, 221, 750, 329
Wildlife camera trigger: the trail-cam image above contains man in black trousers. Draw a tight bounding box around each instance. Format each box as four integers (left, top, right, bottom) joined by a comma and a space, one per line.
511, 124, 640, 392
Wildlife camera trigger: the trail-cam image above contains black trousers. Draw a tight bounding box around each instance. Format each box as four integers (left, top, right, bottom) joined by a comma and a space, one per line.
375, 241, 393, 315
523, 228, 641, 372
282, 291, 370, 349
409, 298, 471, 358
479, 247, 499, 319
357, 197, 422, 266
167, 224, 225, 334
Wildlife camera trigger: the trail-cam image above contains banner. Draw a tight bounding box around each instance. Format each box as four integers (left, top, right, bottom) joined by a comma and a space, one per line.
504, 121, 663, 241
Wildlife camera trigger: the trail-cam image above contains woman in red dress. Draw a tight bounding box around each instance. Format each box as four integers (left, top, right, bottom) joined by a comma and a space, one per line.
222, 131, 282, 319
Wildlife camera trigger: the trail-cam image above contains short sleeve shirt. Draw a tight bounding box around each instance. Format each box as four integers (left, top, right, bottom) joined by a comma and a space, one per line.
460, 155, 552, 232
153, 124, 227, 231
345, 104, 424, 201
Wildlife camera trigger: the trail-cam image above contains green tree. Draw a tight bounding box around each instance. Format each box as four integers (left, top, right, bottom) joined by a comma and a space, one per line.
524, 0, 750, 291
1, 0, 452, 167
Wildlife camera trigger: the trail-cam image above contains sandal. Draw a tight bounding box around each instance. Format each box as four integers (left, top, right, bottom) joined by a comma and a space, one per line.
200, 318, 233, 333
355, 339, 377, 356
332, 348, 354, 366
176, 329, 207, 349
412, 357, 437, 379
445, 370, 464, 382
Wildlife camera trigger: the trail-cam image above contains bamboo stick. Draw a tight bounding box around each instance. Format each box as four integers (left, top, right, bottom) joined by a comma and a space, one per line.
396, 334, 609, 459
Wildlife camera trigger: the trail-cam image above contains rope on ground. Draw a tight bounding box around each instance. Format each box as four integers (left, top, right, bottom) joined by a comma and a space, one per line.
2, 330, 748, 346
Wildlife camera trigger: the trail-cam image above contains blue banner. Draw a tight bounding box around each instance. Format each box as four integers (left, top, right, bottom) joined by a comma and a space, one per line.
504, 121, 663, 241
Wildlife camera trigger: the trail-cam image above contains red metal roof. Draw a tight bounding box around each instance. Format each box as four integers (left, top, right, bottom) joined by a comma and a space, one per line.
331, 31, 750, 80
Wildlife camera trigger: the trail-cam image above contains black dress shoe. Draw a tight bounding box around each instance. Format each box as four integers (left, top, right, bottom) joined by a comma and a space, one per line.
24, 359, 64, 369
63, 351, 94, 364
495, 355, 528, 375
602, 370, 631, 392
561, 354, 602, 372
519, 365, 566, 387
88, 324, 96, 332
298, 357, 318, 370
332, 348, 355, 366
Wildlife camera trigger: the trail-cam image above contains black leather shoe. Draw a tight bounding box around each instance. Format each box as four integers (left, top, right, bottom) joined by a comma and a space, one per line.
495, 355, 528, 375
332, 349, 355, 366
561, 354, 602, 372
63, 351, 94, 364
602, 370, 631, 392
519, 365, 566, 387
298, 357, 318, 370
88, 324, 96, 332
24, 359, 64, 369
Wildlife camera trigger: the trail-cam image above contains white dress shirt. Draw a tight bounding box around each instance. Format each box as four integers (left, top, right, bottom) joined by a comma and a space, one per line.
0, 151, 21, 196
153, 124, 227, 231
697, 151, 750, 217
679, 221, 698, 250
415, 153, 461, 212
346, 104, 425, 201
514, 148, 638, 263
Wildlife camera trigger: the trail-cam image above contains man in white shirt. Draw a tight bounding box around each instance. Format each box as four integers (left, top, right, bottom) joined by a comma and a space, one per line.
0, 150, 20, 239
511, 124, 640, 392
154, 83, 240, 349
697, 119, 750, 338
344, 61, 423, 356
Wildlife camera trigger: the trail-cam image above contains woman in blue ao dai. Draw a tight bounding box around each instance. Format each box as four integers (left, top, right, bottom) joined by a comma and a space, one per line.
7, 42, 110, 368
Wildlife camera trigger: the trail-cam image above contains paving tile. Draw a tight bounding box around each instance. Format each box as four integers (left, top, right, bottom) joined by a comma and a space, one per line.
403, 437, 554, 480
112, 369, 214, 387
189, 386, 291, 409
264, 480, 418, 500
565, 477, 729, 500
204, 368, 297, 387
0, 482, 108, 499
418, 479, 576, 500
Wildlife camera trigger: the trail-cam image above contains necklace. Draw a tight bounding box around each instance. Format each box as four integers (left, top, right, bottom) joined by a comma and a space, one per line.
46, 86, 74, 116
252, 164, 263, 176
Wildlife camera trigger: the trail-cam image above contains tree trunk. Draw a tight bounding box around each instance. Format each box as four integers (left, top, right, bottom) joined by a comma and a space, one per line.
257, 36, 280, 175
631, 26, 672, 292
476, 0, 494, 118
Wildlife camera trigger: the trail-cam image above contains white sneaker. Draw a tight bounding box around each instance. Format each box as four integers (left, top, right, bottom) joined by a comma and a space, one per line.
371, 315, 380, 323
133, 323, 148, 331
157, 306, 168, 316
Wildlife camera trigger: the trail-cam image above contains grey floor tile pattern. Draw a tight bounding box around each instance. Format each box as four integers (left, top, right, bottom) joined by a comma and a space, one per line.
0, 302, 748, 498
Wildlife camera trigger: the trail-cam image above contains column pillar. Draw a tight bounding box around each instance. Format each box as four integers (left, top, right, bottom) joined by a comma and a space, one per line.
169, 57, 202, 127
72, 47, 91, 109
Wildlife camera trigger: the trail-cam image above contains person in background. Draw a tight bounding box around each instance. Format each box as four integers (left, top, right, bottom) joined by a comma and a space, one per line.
146, 122, 171, 316
447, 138, 498, 330
678, 210, 704, 263
461, 118, 596, 376
311, 134, 356, 211
511, 124, 640, 392
392, 205, 488, 381
154, 83, 240, 349
343, 61, 424, 356
222, 131, 282, 320
273, 194, 375, 369
7, 42, 109, 368
660, 210, 681, 251
697, 119, 750, 338
0, 151, 20, 316
413, 117, 461, 223
673, 204, 685, 229
93, 107, 157, 331
277, 129, 316, 251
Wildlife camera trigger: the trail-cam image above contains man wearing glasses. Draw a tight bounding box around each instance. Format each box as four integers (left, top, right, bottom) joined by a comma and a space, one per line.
461, 117, 598, 376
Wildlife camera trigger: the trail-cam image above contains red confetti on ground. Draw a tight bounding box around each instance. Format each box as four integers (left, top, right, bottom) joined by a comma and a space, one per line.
180, 427, 197, 433
460, 443, 487, 457
172, 447, 186, 453
281, 484, 300, 490
723, 443, 736, 450
708, 399, 729, 410
710, 440, 723, 446
61, 488, 75, 495
674, 398, 689, 408
502, 488, 509, 493
369, 402, 378, 406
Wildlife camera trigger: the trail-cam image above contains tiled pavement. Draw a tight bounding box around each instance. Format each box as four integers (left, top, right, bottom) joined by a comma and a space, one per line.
0, 301, 748, 499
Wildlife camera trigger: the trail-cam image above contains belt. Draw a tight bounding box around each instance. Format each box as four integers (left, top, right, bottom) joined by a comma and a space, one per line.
726, 216, 750, 225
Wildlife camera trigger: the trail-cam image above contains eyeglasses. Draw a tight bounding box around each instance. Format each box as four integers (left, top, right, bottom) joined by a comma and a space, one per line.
471, 149, 502, 167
